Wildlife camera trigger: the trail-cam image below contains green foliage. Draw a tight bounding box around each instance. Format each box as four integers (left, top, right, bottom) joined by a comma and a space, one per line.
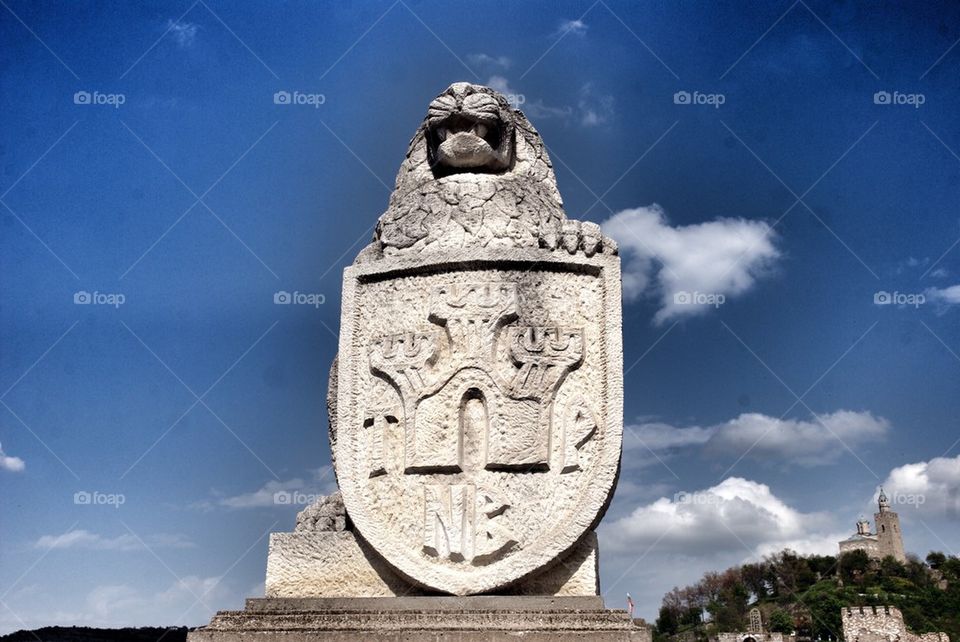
767, 609, 794, 633
927, 552, 947, 569
654, 550, 960, 642
657, 604, 680, 635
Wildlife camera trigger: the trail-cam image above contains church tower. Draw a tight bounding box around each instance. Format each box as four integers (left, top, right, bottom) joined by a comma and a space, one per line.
874, 489, 906, 563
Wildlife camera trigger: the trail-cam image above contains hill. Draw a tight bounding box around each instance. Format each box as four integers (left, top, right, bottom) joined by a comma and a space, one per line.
654, 550, 960, 642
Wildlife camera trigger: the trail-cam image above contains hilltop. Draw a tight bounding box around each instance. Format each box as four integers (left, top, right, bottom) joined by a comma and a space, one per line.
654, 550, 960, 642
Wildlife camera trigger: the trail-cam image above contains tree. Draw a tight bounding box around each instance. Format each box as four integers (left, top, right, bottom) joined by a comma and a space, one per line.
880, 555, 907, 578
655, 548, 960, 642
768, 609, 794, 634
656, 604, 680, 635
741, 563, 771, 600
839, 549, 870, 585
926, 552, 947, 570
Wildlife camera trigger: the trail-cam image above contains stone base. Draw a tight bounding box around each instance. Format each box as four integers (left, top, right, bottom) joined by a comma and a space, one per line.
265, 530, 600, 598
188, 596, 650, 641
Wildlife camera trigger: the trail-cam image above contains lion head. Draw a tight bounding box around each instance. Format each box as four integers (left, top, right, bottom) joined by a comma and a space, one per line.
357, 82, 613, 261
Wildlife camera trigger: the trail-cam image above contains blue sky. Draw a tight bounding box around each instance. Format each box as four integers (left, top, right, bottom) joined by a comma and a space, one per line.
2, 0, 960, 631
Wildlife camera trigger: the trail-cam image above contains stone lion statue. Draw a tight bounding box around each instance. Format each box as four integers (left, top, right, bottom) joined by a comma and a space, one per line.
321, 82, 617, 501
355, 81, 617, 261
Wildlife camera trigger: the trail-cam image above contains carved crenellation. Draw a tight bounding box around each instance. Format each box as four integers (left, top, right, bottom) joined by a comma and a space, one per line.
368, 331, 438, 397
506, 327, 584, 399
841, 606, 950, 642
428, 282, 519, 363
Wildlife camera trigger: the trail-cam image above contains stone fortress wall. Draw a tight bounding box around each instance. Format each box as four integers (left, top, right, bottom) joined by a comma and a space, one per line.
841, 606, 949, 642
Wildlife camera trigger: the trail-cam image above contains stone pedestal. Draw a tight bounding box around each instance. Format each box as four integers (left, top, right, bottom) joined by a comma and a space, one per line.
265, 530, 600, 598
188, 596, 650, 641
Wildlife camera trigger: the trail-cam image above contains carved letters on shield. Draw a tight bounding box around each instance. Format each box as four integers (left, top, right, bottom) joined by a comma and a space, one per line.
423, 484, 517, 563
562, 397, 598, 473
368, 282, 584, 475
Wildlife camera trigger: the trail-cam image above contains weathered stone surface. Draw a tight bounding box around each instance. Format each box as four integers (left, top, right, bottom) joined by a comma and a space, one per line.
265, 532, 410, 598
508, 530, 599, 596
189, 596, 650, 642
326, 82, 623, 597
335, 248, 622, 595
842, 606, 950, 642
294, 491, 348, 532
354, 82, 616, 260
265, 528, 599, 598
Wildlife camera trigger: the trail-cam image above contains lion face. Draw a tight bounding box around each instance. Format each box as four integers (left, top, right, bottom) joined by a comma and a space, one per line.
425, 83, 513, 174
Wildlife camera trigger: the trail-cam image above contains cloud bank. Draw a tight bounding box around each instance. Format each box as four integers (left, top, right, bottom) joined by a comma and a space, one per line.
883, 454, 960, 518
34, 529, 193, 551
625, 410, 889, 467
601, 477, 839, 556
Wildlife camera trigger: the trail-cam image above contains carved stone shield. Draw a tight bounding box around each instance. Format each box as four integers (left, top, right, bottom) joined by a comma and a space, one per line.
335, 248, 623, 595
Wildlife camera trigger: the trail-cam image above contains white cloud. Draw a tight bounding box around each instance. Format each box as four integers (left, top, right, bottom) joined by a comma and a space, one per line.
883, 454, 960, 518
166, 19, 198, 48
195, 467, 336, 510
0, 441, 25, 472
486, 76, 572, 120
34, 529, 193, 551
627, 410, 888, 467
621, 422, 715, 473
487, 77, 613, 128
578, 83, 614, 127
601, 477, 837, 556
753, 532, 851, 558
554, 19, 588, 38
0, 574, 241, 632
601, 204, 780, 323
705, 410, 890, 466
624, 421, 715, 451
925, 284, 960, 308
467, 53, 511, 70
83, 575, 232, 627
87, 585, 143, 619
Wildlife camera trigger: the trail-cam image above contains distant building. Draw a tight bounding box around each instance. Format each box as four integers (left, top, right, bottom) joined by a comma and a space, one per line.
841, 606, 949, 642
838, 490, 906, 564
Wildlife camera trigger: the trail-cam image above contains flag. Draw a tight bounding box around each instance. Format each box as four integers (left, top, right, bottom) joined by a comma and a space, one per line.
626, 593, 634, 617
